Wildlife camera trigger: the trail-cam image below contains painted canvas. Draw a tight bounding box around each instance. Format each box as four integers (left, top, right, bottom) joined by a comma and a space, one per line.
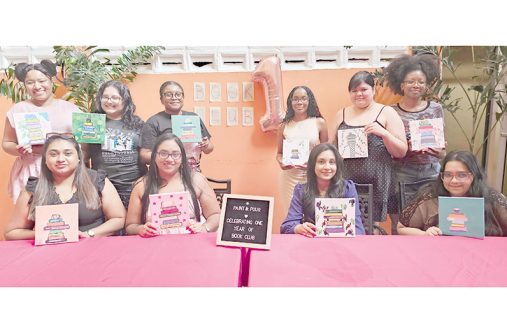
337, 128, 368, 158
409, 118, 445, 151
438, 197, 485, 239
315, 198, 356, 237
72, 113, 106, 144
35, 203, 79, 246
282, 139, 309, 166
172, 115, 203, 143
149, 191, 192, 235
13, 112, 51, 145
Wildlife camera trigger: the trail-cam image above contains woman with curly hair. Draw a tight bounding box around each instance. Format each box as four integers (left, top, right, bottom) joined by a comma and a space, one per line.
276, 86, 328, 212
85, 80, 147, 209
384, 54, 445, 229
2, 60, 81, 202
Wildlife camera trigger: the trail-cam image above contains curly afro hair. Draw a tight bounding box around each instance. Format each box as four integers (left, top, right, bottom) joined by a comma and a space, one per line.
384, 54, 440, 95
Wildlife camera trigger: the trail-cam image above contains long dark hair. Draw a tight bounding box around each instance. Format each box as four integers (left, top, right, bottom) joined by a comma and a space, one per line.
95, 80, 143, 130
283, 86, 323, 123
139, 133, 200, 224
384, 54, 440, 96
432, 150, 501, 235
302, 143, 347, 220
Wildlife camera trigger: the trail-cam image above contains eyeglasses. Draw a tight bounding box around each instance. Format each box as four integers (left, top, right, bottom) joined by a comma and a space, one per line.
163, 92, 183, 99
157, 150, 182, 160
101, 95, 122, 103
403, 80, 427, 86
46, 132, 75, 139
291, 97, 309, 103
440, 171, 473, 181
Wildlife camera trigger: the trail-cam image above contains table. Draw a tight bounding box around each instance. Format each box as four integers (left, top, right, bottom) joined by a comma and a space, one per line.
247, 235, 507, 287
0, 233, 241, 287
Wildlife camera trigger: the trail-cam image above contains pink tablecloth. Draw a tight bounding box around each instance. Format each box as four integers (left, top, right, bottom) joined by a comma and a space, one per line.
0, 233, 241, 287
248, 235, 507, 287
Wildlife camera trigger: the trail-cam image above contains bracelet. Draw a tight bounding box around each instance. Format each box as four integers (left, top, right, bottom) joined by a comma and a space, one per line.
204, 224, 211, 232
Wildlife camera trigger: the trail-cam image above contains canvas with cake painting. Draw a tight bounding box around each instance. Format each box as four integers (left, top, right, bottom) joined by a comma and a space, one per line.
314, 198, 356, 237
438, 197, 485, 239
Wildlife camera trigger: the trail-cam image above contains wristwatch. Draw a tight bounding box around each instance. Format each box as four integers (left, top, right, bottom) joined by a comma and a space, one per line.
87, 229, 96, 237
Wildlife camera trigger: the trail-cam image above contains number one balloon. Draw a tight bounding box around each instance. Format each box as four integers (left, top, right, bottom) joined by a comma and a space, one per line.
252, 56, 285, 132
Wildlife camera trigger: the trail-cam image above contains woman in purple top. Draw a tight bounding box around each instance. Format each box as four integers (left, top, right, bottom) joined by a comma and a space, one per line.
280, 143, 365, 236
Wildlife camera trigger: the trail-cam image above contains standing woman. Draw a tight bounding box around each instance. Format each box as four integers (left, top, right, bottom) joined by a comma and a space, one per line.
384, 54, 445, 225
277, 86, 328, 212
86, 80, 147, 209
2, 60, 80, 202
333, 71, 407, 229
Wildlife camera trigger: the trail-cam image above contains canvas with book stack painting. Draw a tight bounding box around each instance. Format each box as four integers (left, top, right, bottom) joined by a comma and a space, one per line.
314, 198, 356, 237
149, 191, 192, 235
438, 197, 485, 239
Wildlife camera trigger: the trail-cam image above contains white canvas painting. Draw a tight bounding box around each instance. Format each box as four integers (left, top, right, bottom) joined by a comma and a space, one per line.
210, 82, 222, 102
337, 128, 368, 159
210, 106, 222, 126
243, 82, 254, 102
226, 107, 238, 126
242, 107, 254, 126
282, 139, 310, 166
193, 82, 205, 101
227, 82, 239, 102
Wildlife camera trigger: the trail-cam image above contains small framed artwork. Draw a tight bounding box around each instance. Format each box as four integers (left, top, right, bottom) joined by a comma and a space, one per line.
243, 82, 254, 102
226, 107, 238, 126
194, 106, 206, 123
242, 107, 254, 126
193, 82, 205, 102
210, 82, 222, 102
227, 82, 239, 102
210, 106, 222, 126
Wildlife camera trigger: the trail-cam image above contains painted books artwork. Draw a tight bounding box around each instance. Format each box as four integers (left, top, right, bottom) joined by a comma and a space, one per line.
282, 139, 310, 166
315, 198, 356, 237
72, 113, 106, 144
438, 197, 485, 239
13, 112, 52, 145
408, 118, 445, 151
34, 203, 79, 246
149, 191, 192, 235
172, 115, 203, 143
337, 128, 368, 159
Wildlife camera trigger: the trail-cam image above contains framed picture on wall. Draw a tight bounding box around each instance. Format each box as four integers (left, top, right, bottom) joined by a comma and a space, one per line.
210, 106, 222, 126
243, 82, 254, 102
194, 106, 206, 123
242, 107, 254, 126
226, 107, 238, 126
210, 82, 222, 102
227, 82, 239, 102
193, 82, 205, 101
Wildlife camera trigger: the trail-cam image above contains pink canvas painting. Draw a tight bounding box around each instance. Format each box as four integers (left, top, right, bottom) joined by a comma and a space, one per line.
35, 203, 79, 246
149, 191, 192, 235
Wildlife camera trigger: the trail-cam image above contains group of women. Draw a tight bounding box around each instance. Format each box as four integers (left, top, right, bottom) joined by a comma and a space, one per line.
2, 53, 507, 241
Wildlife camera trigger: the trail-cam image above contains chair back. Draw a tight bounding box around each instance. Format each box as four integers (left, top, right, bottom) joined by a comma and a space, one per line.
206, 177, 232, 208
354, 183, 374, 235
399, 178, 435, 212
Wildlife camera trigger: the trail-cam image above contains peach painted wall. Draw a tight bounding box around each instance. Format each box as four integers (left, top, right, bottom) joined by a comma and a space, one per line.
1, 68, 388, 240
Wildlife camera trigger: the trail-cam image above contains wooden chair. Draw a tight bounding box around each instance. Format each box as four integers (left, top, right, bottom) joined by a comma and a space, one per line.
355, 183, 387, 235
206, 177, 232, 208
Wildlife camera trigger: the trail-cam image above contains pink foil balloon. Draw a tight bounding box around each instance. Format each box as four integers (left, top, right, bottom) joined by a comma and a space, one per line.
252, 56, 285, 132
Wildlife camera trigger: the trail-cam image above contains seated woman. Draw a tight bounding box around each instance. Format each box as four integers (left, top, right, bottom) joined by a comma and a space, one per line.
4, 133, 126, 240
125, 133, 220, 237
398, 150, 507, 236
280, 143, 365, 237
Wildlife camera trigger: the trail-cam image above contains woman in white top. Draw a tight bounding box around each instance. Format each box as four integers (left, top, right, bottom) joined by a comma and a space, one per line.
276, 86, 328, 212
2, 60, 80, 202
